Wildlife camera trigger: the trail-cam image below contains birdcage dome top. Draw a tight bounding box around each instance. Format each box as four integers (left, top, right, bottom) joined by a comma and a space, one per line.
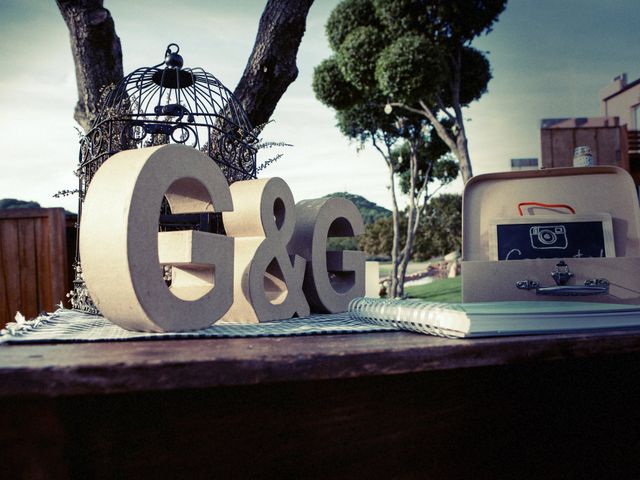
81, 43, 257, 183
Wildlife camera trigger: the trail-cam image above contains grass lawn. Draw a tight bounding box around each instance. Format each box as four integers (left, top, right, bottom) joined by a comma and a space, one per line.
405, 276, 462, 303
378, 260, 439, 279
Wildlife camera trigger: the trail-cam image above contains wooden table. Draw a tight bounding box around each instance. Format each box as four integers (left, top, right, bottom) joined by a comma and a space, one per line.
2, 329, 640, 479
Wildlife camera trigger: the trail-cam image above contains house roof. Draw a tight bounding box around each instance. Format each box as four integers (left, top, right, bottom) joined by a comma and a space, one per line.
540, 117, 621, 129
601, 76, 640, 102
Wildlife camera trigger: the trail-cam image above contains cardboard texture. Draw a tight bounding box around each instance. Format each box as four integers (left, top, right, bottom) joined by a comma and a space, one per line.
365, 261, 380, 298
290, 198, 366, 313
80, 145, 369, 331
80, 144, 234, 332
220, 178, 309, 323
462, 166, 640, 304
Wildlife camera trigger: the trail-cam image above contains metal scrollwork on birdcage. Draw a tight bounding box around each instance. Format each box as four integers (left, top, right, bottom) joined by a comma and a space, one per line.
69, 43, 258, 313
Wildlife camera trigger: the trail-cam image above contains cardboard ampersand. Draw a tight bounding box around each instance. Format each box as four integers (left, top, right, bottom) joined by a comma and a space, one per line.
221, 178, 309, 323
80, 144, 234, 332
290, 198, 366, 313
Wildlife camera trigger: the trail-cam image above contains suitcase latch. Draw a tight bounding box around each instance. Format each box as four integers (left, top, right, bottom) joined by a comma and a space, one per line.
551, 260, 573, 286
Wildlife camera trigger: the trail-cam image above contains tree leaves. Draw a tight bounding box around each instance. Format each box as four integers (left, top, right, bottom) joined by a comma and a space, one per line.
338, 26, 386, 92
312, 56, 362, 110
326, 0, 380, 51
441, 46, 492, 107
314, 0, 502, 116
358, 194, 462, 260
375, 34, 446, 106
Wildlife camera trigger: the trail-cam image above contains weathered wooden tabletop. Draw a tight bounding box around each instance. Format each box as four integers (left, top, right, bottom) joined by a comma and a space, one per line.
3, 328, 640, 397
4, 330, 640, 479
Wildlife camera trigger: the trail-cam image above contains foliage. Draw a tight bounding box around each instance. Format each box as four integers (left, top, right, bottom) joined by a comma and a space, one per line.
358, 193, 461, 261
442, 46, 492, 106
251, 121, 293, 174
338, 26, 386, 92
405, 276, 462, 303
323, 192, 391, 251
316, 0, 504, 114
375, 34, 445, 106
327, 236, 359, 251
0, 198, 41, 209
413, 193, 462, 260
323, 192, 391, 225
312, 57, 361, 110
313, 0, 504, 296
392, 126, 458, 195
325, 0, 380, 51
377, 42, 491, 107
335, 99, 398, 145
358, 216, 400, 258
315, 0, 506, 187
373, 0, 506, 43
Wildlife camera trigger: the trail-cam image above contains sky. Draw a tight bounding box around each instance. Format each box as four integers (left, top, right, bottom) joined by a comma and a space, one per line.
0, 0, 639, 212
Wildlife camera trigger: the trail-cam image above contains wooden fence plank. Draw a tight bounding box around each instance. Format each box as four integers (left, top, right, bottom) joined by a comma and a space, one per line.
0, 220, 21, 325
49, 210, 68, 306
18, 219, 38, 320
35, 213, 55, 311
0, 225, 9, 325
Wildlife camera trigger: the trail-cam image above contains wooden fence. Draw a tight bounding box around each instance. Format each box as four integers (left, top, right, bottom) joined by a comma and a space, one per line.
0, 208, 68, 326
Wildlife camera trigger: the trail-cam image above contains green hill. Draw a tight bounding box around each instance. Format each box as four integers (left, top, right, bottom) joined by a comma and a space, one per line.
0, 198, 41, 209
323, 192, 391, 225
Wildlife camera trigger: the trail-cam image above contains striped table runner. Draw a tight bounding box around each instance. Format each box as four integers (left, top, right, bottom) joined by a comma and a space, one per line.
0, 309, 396, 345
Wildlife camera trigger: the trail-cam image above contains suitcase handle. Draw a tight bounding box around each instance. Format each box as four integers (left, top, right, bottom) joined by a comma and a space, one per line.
516, 279, 609, 296
516, 261, 609, 296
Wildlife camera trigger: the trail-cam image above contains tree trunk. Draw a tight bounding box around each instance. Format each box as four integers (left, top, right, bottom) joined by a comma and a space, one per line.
233, 0, 314, 128
416, 99, 473, 184
452, 99, 473, 182
396, 138, 428, 298
454, 127, 473, 182
56, 0, 123, 132
396, 154, 417, 299
386, 159, 401, 299
58, 0, 314, 132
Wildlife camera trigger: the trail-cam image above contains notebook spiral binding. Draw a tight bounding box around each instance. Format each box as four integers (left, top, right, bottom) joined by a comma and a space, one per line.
348, 297, 458, 338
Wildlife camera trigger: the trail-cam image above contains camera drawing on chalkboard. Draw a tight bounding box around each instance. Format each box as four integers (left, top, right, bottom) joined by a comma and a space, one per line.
529, 225, 568, 250
489, 214, 616, 261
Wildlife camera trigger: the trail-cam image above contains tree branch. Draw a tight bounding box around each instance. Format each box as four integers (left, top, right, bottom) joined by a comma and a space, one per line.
233, 0, 314, 128
389, 102, 426, 118
58, 0, 313, 133
435, 94, 456, 121
56, 0, 123, 132
417, 100, 458, 152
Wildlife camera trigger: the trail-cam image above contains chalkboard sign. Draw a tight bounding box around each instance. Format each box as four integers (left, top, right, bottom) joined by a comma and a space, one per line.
489, 214, 615, 261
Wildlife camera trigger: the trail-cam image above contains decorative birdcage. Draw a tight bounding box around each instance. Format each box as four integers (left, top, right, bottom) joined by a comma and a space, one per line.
70, 43, 258, 313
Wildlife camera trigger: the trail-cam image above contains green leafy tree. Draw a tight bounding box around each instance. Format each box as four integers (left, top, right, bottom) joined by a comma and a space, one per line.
413, 194, 462, 260
358, 215, 402, 258
323, 192, 391, 251
388, 125, 458, 293
376, 0, 507, 183
312, 0, 503, 296
359, 194, 461, 262
313, 0, 476, 297
323, 192, 391, 225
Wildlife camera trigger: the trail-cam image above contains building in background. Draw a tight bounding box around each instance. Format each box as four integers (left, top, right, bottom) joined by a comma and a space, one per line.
510, 157, 538, 171
540, 74, 640, 184
601, 73, 640, 128
540, 116, 627, 169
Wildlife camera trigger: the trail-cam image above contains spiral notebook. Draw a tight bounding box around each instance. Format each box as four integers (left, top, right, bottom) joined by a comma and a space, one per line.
348, 297, 640, 338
